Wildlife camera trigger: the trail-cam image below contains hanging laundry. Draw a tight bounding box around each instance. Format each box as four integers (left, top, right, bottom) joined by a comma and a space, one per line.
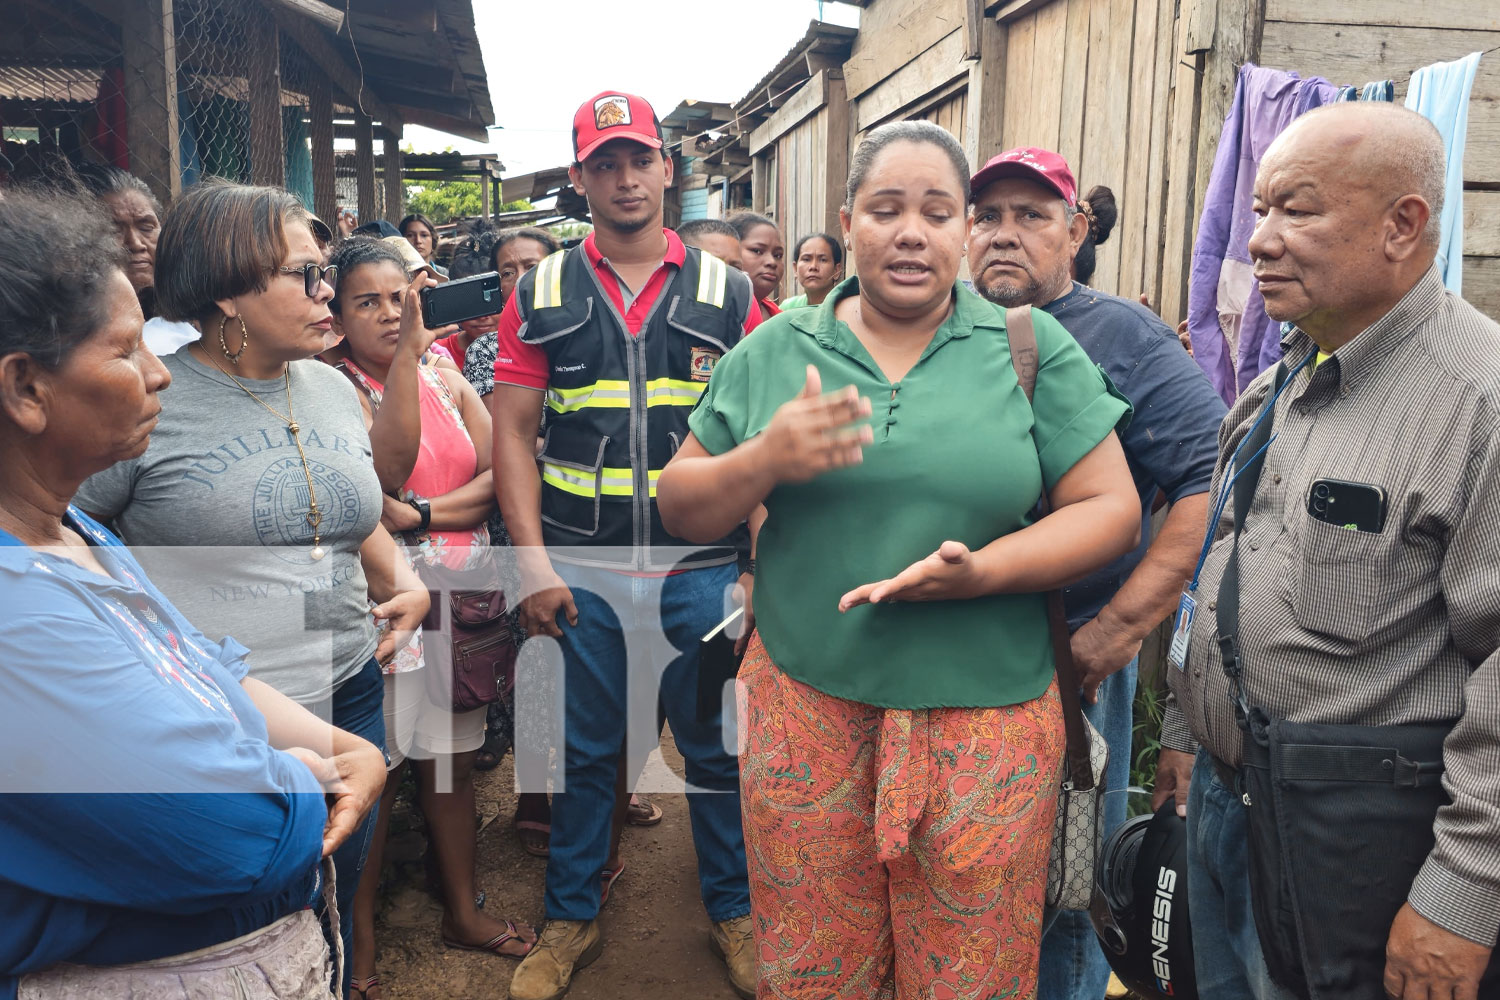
1405, 52, 1482, 293
1361, 80, 1394, 102
1188, 63, 1338, 403
1337, 85, 1359, 102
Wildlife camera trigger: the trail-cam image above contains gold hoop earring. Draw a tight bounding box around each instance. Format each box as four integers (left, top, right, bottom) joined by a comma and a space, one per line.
220, 315, 249, 365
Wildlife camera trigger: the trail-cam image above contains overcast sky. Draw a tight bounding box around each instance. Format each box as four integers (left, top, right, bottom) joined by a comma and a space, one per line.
402, 0, 861, 178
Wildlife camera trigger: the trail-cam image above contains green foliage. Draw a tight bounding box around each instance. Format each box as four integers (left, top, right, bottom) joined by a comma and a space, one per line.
1128, 668, 1168, 817
548, 222, 593, 240
403, 181, 481, 224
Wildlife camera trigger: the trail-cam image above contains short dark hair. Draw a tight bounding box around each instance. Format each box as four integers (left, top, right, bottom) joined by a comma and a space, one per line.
726, 212, 778, 241
399, 213, 438, 241
792, 232, 843, 267
154, 180, 312, 324
1072, 185, 1119, 286
676, 218, 740, 245
327, 237, 406, 315
492, 227, 561, 271
0, 188, 128, 368
449, 219, 499, 280
845, 121, 969, 211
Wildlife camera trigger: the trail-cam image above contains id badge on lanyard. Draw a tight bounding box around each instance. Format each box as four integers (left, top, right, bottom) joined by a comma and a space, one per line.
1168, 589, 1195, 671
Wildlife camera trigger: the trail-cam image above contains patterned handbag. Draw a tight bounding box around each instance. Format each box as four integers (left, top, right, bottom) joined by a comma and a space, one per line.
1007, 306, 1108, 911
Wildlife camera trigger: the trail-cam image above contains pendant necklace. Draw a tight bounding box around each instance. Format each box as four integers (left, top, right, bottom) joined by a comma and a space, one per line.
198, 345, 327, 560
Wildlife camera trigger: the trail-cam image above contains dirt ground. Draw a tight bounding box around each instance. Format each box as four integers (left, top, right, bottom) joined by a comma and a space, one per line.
370, 731, 745, 1000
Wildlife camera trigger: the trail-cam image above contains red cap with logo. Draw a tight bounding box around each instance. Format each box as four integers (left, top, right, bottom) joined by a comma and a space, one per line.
572, 91, 664, 163
970, 147, 1078, 206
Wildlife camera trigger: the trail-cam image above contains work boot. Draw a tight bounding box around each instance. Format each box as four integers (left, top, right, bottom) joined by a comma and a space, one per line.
507, 919, 603, 1000
708, 914, 756, 999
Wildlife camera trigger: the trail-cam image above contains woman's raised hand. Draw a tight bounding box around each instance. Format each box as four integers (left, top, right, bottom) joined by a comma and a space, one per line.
759, 365, 873, 484
396, 270, 457, 359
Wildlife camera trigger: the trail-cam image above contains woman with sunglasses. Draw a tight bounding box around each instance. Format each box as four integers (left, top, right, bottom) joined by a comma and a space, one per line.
74, 181, 430, 995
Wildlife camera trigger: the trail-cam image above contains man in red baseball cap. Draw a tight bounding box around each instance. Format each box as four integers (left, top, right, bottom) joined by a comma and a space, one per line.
966, 146, 1082, 308
492, 90, 760, 1000
968, 148, 1227, 1000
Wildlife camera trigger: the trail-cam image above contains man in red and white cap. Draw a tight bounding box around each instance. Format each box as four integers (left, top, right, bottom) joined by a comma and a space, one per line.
968, 148, 1226, 1000
491, 91, 759, 1000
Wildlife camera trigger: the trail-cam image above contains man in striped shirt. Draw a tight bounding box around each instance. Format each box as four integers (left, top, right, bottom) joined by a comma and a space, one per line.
1159, 102, 1500, 1000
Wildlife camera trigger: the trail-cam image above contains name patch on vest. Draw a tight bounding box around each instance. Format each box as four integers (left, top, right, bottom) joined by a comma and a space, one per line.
690, 347, 721, 381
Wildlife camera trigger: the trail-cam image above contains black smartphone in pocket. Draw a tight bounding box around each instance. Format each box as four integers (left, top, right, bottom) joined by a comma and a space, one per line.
420, 271, 502, 328
1307, 479, 1387, 533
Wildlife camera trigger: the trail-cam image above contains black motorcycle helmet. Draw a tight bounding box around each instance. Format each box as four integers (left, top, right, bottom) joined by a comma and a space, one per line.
1089, 802, 1197, 999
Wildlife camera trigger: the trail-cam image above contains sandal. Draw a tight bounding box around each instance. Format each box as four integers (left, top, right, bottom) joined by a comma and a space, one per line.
600, 861, 625, 907
626, 794, 663, 827
442, 919, 538, 960
515, 819, 551, 857
474, 728, 506, 772
350, 975, 382, 1000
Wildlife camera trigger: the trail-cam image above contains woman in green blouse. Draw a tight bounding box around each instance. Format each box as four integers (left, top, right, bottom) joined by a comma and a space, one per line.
657, 121, 1140, 999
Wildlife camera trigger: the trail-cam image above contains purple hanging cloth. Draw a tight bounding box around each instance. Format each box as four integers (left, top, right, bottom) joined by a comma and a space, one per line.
1188, 63, 1338, 403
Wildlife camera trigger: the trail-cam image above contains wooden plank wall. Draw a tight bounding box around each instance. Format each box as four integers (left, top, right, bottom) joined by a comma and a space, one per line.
996, 0, 1188, 312
917, 87, 970, 144
772, 108, 831, 299
1259, 0, 1500, 318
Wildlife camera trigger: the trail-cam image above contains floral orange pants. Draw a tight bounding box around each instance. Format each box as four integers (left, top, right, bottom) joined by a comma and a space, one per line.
737, 633, 1065, 1000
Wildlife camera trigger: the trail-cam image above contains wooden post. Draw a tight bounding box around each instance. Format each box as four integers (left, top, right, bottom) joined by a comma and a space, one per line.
1158, 10, 1206, 326
382, 129, 403, 223
480, 159, 492, 219
247, 3, 285, 188
119, 0, 180, 204
1193, 0, 1266, 236
309, 72, 336, 225
822, 75, 851, 240
354, 113, 376, 225
964, 13, 1006, 168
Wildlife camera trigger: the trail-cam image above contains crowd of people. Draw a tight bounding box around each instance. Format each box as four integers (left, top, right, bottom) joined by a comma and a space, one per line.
0, 83, 1497, 1000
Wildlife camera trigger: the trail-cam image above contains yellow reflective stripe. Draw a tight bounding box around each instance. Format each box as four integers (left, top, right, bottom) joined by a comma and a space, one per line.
599, 467, 634, 497
532, 250, 566, 310
543, 465, 664, 498
696, 252, 726, 309
546, 380, 631, 413
643, 377, 704, 408
541, 463, 594, 498
546, 379, 702, 412
548, 250, 564, 308
531, 254, 549, 309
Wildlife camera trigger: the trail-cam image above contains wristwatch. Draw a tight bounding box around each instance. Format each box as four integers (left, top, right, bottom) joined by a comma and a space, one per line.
405, 496, 432, 531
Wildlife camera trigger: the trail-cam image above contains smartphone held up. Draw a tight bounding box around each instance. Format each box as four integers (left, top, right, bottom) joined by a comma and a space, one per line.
421, 271, 502, 328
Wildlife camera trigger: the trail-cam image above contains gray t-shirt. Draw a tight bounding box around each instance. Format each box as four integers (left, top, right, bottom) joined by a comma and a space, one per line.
76, 350, 383, 704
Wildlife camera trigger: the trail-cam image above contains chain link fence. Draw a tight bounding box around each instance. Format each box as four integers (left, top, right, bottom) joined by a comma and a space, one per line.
0, 0, 322, 210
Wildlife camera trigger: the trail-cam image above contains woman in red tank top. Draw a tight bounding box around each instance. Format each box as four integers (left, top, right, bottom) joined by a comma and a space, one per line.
324, 238, 537, 999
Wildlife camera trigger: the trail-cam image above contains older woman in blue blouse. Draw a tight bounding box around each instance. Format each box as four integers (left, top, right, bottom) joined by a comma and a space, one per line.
0, 191, 386, 997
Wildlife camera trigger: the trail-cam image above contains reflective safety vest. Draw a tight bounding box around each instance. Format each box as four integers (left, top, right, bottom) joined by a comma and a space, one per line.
515, 243, 753, 571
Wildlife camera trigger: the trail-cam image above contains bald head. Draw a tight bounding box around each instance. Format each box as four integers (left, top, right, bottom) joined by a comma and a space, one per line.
1249, 102, 1443, 348
1265, 103, 1445, 245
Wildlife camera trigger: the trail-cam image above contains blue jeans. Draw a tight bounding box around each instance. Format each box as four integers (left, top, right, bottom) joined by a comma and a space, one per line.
306, 655, 386, 994
1187, 749, 1296, 1000
546, 562, 749, 923
1039, 657, 1138, 1000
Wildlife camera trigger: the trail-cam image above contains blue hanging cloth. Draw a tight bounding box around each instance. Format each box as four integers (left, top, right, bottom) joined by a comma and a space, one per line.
282, 107, 314, 211
1405, 52, 1482, 293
